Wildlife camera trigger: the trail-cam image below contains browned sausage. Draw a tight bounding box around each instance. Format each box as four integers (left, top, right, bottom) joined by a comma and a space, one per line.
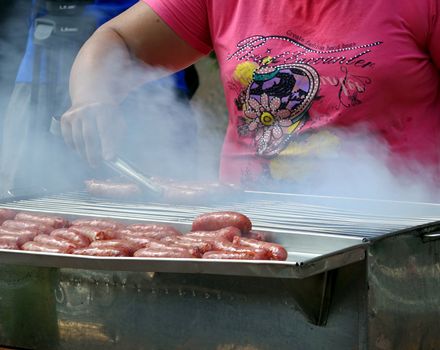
50, 229, 91, 248
72, 247, 129, 256
85, 179, 141, 199
0, 234, 32, 247
69, 226, 116, 241
2, 220, 53, 234
71, 218, 124, 230
133, 248, 194, 258
232, 237, 288, 261
0, 241, 19, 250
0, 226, 39, 239
0, 208, 17, 224
126, 224, 181, 235
118, 228, 180, 241
14, 212, 68, 228
161, 236, 213, 254
22, 241, 73, 254
208, 239, 269, 259
123, 235, 158, 247
33, 234, 77, 251
192, 211, 252, 233
243, 230, 269, 241
202, 251, 263, 260
185, 226, 241, 242
89, 239, 142, 255
143, 240, 201, 258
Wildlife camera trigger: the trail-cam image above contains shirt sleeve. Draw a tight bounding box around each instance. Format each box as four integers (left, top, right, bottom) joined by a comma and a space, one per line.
428, 0, 440, 69
142, 0, 212, 55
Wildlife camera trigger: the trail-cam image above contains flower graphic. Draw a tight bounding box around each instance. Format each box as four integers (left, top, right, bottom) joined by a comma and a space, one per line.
243, 93, 295, 155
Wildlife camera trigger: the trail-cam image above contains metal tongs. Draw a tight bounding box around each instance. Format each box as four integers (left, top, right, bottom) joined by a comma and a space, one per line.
50, 116, 163, 197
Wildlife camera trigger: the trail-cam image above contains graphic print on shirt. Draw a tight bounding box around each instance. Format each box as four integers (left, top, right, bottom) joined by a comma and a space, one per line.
227, 34, 383, 175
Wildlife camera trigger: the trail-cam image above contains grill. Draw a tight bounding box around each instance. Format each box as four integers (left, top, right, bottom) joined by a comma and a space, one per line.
0, 190, 439, 350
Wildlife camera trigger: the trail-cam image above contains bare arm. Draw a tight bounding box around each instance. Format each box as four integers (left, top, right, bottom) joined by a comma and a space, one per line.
62, 1, 204, 164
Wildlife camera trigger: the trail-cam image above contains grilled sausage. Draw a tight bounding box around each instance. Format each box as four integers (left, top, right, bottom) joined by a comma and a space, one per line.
0, 241, 19, 250
0, 234, 32, 247
243, 230, 269, 241
89, 239, 142, 255
14, 212, 68, 228
161, 236, 213, 254
133, 248, 194, 258
208, 239, 269, 259
72, 247, 129, 257
33, 234, 77, 251
50, 228, 91, 248
118, 228, 180, 241
85, 179, 141, 198
192, 211, 252, 233
126, 224, 181, 235
143, 240, 201, 258
0, 226, 39, 239
202, 251, 264, 260
69, 225, 116, 241
185, 226, 241, 242
232, 237, 288, 261
2, 220, 53, 234
22, 241, 73, 254
71, 218, 124, 230
0, 208, 17, 225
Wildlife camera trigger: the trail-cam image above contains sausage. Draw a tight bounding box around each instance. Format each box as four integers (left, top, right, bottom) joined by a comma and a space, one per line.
208, 239, 269, 259
0, 226, 39, 239
185, 226, 241, 242
202, 251, 263, 260
133, 248, 194, 259
33, 234, 77, 251
69, 226, 116, 241
2, 220, 53, 234
22, 241, 73, 254
89, 239, 142, 255
0, 241, 19, 250
85, 180, 141, 199
71, 218, 124, 230
125, 224, 181, 235
243, 230, 269, 241
118, 229, 180, 241
143, 240, 201, 258
191, 211, 252, 234
50, 229, 91, 248
232, 237, 288, 261
72, 247, 129, 257
0, 234, 32, 247
123, 235, 158, 247
14, 212, 68, 228
0, 208, 17, 224
161, 236, 213, 254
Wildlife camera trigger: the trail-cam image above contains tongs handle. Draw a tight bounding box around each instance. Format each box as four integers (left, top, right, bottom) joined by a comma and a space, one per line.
50, 116, 163, 197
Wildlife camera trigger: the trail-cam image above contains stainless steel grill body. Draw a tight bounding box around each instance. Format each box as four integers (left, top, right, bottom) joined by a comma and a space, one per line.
0, 191, 439, 350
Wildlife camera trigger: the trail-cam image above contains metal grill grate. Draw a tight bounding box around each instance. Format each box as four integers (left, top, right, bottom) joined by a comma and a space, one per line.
1, 190, 439, 239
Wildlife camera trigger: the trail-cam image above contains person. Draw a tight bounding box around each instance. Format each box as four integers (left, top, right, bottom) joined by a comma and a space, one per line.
0, 0, 199, 196
60, 0, 440, 192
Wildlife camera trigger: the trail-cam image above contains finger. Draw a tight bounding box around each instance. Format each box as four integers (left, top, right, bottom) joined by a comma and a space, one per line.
60, 113, 75, 150
71, 118, 87, 160
97, 108, 119, 161
82, 117, 101, 167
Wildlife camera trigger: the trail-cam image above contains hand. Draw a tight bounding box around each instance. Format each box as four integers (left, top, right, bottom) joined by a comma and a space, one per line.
60, 102, 125, 166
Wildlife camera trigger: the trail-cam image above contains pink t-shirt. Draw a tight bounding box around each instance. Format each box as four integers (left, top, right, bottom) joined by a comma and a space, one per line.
143, 0, 440, 187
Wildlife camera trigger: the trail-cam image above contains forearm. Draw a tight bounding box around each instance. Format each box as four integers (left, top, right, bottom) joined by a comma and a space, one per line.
69, 27, 166, 107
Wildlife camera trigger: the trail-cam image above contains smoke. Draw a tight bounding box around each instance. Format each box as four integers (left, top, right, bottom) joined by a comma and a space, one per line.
273, 124, 438, 205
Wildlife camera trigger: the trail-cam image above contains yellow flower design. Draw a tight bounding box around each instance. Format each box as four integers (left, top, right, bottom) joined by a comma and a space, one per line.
233, 61, 258, 86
